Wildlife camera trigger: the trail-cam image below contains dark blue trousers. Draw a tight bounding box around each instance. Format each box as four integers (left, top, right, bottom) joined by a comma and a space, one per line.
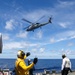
62, 68, 70, 75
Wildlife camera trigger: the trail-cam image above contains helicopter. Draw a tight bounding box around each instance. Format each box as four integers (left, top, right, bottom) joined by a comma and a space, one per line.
22, 16, 52, 31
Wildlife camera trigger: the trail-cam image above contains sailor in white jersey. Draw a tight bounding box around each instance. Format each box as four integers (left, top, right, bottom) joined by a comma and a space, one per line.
61, 54, 72, 75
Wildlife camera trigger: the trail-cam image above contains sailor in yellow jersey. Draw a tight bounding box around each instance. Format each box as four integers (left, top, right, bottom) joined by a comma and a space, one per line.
15, 50, 38, 75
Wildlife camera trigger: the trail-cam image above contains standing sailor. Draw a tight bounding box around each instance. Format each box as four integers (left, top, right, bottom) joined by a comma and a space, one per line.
15, 50, 38, 75
61, 54, 72, 75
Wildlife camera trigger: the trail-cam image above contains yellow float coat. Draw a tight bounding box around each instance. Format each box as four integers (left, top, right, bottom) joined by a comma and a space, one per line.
15, 56, 34, 75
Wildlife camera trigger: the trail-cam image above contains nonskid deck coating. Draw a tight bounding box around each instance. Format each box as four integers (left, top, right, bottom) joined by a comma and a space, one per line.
35, 71, 75, 75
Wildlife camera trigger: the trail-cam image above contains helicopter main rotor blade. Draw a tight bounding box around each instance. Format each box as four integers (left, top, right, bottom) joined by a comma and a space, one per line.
34, 15, 45, 23
23, 26, 29, 30
22, 18, 33, 24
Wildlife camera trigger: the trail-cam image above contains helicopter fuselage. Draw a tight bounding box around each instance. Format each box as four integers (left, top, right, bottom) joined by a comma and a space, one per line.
26, 22, 49, 31
22, 17, 52, 31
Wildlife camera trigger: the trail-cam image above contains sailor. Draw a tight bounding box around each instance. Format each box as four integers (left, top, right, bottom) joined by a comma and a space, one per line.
61, 54, 72, 75
15, 50, 38, 75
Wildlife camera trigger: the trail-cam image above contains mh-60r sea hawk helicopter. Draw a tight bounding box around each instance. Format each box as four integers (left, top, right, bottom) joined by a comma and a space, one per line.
22, 16, 52, 31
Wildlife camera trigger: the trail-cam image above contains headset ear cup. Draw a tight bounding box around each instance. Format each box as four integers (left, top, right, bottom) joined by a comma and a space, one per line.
21, 51, 25, 57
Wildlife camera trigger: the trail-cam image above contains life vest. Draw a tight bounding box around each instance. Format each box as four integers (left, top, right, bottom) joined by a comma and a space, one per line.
15, 58, 34, 75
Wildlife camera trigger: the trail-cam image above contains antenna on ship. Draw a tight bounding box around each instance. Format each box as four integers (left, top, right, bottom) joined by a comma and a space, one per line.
0, 33, 3, 53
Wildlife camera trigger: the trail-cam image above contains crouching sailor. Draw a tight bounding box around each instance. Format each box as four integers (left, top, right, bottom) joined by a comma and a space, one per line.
15, 50, 38, 75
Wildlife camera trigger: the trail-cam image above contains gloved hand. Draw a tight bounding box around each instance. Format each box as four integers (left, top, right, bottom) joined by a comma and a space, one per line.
26, 52, 30, 57
33, 57, 38, 64
70, 69, 72, 72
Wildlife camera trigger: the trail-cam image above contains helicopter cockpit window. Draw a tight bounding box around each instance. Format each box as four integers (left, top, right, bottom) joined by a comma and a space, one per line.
29, 25, 33, 28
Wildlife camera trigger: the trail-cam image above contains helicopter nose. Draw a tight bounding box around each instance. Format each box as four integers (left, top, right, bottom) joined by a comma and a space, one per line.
26, 29, 29, 31
26, 29, 28, 31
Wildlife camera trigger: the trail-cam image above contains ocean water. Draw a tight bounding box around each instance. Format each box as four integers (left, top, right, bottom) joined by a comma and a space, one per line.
0, 59, 75, 73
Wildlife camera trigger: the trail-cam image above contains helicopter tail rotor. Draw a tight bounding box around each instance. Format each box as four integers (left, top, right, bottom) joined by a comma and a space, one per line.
49, 18, 52, 23
49, 16, 52, 23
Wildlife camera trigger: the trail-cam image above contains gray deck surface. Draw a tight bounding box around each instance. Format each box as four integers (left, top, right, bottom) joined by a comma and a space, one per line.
35, 71, 75, 75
